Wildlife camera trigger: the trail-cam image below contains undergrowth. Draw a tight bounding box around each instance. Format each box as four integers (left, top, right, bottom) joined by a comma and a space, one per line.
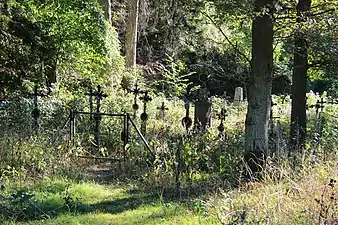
0, 91, 337, 224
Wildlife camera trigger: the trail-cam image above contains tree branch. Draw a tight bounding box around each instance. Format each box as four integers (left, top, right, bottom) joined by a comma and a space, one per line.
311, 8, 335, 17
201, 12, 252, 67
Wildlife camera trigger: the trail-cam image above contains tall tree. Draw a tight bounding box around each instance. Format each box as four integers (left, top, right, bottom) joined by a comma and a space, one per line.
244, 0, 274, 174
290, 0, 311, 153
98, 0, 112, 24
125, 0, 139, 68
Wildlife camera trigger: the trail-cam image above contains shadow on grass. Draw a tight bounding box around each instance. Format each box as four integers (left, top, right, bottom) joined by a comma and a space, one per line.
76, 193, 158, 214
1, 184, 210, 224
0, 190, 159, 223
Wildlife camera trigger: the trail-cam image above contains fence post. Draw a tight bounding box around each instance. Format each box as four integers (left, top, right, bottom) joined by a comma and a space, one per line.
69, 110, 73, 143
123, 113, 130, 160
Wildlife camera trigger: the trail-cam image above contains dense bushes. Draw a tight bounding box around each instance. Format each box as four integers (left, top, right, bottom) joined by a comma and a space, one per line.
0, 0, 124, 95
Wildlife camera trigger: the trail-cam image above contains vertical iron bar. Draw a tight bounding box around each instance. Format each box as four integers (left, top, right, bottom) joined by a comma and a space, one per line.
123, 114, 127, 150
72, 112, 76, 147
69, 110, 72, 143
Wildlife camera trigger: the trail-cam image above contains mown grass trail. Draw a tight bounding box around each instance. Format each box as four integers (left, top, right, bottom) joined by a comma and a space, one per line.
2, 166, 218, 225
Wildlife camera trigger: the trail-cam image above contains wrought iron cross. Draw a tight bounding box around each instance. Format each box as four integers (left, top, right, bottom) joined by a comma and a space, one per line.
92, 85, 107, 148
94, 85, 107, 114
140, 91, 152, 134
131, 83, 141, 119
217, 108, 228, 139
31, 85, 47, 132
157, 101, 168, 120
181, 99, 192, 132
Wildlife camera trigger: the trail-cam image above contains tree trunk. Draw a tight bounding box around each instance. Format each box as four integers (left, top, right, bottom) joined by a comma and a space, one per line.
125, 0, 139, 68
244, 0, 274, 174
290, 0, 311, 153
98, 0, 112, 24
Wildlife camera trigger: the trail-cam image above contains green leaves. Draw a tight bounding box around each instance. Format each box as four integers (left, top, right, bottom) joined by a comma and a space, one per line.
1, 0, 124, 95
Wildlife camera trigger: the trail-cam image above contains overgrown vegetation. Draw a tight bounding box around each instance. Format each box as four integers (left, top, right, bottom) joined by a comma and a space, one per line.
1, 0, 337, 224
1, 90, 337, 224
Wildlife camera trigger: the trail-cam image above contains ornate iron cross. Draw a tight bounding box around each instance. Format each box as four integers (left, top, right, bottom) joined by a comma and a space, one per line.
131, 83, 141, 119
140, 91, 152, 134
92, 85, 107, 148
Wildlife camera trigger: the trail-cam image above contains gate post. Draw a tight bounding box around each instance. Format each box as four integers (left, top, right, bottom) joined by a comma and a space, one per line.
123, 113, 130, 159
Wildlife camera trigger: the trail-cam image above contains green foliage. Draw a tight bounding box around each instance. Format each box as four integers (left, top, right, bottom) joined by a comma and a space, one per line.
0, 0, 124, 95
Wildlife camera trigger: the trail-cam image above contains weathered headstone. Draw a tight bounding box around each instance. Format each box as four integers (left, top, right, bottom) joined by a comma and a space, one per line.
234, 87, 243, 106
194, 99, 212, 131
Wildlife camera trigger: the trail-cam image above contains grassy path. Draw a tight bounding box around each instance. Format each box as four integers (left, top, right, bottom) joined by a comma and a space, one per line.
3, 166, 218, 225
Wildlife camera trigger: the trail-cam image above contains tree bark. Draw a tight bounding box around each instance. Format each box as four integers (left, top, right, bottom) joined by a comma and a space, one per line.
125, 0, 139, 68
98, 0, 112, 24
244, 0, 274, 174
290, 0, 311, 153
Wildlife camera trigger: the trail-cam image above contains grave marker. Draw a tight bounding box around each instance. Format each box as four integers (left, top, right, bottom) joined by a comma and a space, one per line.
131, 83, 141, 119
157, 101, 168, 121
234, 87, 243, 106
181, 99, 192, 133
217, 107, 228, 139
92, 85, 108, 148
194, 87, 212, 131
194, 99, 212, 131
140, 91, 152, 135
31, 85, 47, 132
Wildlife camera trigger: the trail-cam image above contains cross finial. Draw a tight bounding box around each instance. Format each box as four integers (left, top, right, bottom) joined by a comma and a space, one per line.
157, 101, 168, 111
131, 83, 140, 95
140, 91, 152, 103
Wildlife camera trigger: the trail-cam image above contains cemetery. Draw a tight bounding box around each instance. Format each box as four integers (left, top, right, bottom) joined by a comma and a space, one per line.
0, 0, 337, 224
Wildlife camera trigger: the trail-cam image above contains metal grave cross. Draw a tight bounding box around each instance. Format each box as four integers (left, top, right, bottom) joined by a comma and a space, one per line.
307, 98, 325, 118
314, 98, 325, 118
31, 85, 47, 132
140, 91, 152, 134
131, 83, 141, 119
92, 85, 108, 148
181, 99, 192, 132
157, 101, 169, 120
217, 107, 228, 139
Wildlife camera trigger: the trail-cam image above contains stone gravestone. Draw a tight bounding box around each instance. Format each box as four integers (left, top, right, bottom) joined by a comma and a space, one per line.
234, 87, 243, 106
194, 99, 213, 131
